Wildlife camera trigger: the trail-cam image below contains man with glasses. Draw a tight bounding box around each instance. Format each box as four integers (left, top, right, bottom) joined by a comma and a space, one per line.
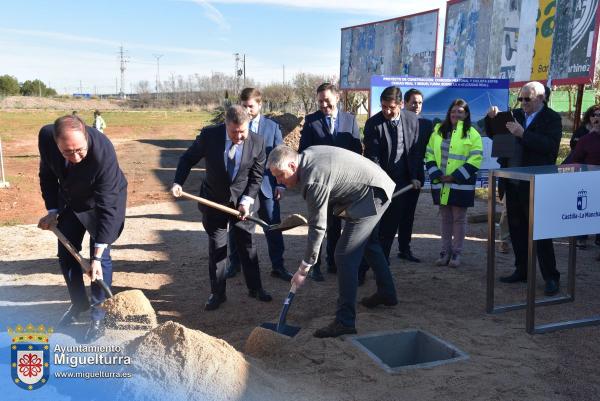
37, 115, 127, 342
486, 81, 563, 296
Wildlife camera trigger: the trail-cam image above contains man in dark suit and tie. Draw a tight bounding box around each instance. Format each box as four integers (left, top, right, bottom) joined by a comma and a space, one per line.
485, 81, 562, 296
362, 86, 425, 265
395, 88, 434, 262
37, 114, 127, 343
172, 105, 272, 311
298, 82, 361, 281
226, 88, 293, 281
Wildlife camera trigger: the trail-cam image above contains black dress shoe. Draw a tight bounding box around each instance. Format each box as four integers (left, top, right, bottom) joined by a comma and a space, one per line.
499, 271, 527, 283
83, 320, 104, 343
313, 320, 357, 338
397, 250, 421, 263
308, 266, 324, 282
248, 288, 272, 302
544, 279, 560, 296
58, 305, 84, 327
205, 294, 227, 311
360, 293, 398, 308
270, 268, 293, 281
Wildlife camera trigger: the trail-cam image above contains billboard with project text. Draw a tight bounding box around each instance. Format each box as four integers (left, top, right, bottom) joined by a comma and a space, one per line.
370, 76, 510, 188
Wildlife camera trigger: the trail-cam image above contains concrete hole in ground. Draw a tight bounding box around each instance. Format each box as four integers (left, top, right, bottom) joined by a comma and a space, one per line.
349, 329, 468, 373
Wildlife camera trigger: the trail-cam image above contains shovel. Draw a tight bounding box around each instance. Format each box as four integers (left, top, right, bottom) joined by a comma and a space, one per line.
260, 282, 301, 337
179, 191, 307, 232
49, 225, 113, 299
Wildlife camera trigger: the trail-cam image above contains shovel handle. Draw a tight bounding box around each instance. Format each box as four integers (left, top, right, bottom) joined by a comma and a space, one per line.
179, 191, 270, 229
392, 183, 415, 198
180, 191, 240, 216
49, 225, 113, 299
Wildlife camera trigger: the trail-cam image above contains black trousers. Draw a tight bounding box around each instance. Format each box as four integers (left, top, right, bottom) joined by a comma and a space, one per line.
202, 207, 263, 295
57, 208, 113, 321
379, 184, 420, 261
505, 182, 560, 282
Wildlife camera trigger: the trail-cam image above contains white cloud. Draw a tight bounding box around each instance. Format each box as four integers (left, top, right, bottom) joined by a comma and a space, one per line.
203, 0, 447, 16
176, 0, 231, 30
0, 28, 230, 58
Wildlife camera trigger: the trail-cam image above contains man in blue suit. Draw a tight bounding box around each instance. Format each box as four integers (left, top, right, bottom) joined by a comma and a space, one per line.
298, 83, 361, 281
37, 114, 128, 343
226, 88, 293, 281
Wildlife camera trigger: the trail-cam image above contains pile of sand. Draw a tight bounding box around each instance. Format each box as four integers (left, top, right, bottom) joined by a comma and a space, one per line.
119, 321, 282, 401
244, 326, 292, 358
102, 289, 157, 327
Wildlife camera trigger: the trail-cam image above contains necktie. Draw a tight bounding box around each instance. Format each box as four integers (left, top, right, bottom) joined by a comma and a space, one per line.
227, 144, 237, 180
326, 116, 333, 134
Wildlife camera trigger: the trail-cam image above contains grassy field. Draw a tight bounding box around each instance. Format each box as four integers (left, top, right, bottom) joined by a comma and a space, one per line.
0, 110, 215, 142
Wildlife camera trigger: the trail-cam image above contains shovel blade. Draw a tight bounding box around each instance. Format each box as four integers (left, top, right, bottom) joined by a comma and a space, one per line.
260, 322, 301, 338
272, 213, 308, 232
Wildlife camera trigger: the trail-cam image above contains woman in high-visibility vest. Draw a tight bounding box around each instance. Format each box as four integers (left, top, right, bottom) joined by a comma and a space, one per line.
425, 99, 483, 267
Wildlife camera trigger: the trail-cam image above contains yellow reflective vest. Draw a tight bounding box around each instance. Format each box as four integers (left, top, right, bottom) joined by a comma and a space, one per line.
425, 121, 483, 207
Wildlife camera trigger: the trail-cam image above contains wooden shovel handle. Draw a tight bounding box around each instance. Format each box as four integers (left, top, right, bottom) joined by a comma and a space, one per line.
180, 191, 241, 217
49, 225, 113, 298
179, 191, 269, 229
50, 226, 91, 273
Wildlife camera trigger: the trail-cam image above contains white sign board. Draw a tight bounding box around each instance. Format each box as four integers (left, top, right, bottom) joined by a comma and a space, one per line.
533, 171, 600, 240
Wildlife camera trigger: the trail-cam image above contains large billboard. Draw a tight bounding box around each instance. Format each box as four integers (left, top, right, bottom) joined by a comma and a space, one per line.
340, 10, 439, 90
442, 0, 600, 86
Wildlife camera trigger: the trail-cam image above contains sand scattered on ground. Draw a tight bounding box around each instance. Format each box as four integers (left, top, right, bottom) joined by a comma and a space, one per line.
102, 289, 157, 327
244, 326, 292, 357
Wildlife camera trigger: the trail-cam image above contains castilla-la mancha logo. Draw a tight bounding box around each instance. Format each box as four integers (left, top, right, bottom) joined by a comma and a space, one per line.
9, 323, 53, 390
577, 190, 588, 211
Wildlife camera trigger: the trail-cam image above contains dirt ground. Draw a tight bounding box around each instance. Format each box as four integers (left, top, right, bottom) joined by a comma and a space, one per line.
2, 189, 600, 400
1, 111, 600, 400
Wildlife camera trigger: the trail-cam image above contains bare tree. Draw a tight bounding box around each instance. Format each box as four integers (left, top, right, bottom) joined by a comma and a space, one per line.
262, 83, 295, 113
346, 91, 368, 114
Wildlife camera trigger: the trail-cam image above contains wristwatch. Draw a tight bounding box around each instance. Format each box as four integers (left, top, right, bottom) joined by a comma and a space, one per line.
92, 256, 102, 262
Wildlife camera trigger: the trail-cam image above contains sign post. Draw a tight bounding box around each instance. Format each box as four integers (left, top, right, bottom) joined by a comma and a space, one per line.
486, 164, 600, 334
0, 137, 10, 189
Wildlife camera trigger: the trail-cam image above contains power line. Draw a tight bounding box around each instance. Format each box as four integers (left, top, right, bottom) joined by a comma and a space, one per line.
153, 54, 163, 96
118, 45, 130, 99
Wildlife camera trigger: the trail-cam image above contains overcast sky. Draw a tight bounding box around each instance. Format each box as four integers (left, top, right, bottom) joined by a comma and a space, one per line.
1, 0, 447, 94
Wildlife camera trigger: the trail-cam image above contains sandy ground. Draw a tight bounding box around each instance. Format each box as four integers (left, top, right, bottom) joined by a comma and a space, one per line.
2, 187, 600, 400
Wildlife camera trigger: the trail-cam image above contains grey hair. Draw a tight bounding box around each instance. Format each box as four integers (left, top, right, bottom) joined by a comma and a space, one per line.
267, 145, 299, 170
522, 81, 546, 98
225, 104, 250, 125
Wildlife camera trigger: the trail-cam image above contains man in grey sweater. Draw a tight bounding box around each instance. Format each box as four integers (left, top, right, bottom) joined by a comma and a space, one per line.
267, 145, 398, 338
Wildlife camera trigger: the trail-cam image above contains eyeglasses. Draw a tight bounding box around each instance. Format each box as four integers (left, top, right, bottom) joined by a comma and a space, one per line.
517, 97, 532, 102
59, 146, 88, 156
592, 112, 600, 118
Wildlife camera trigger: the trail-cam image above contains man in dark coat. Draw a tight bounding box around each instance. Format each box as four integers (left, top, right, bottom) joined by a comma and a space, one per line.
37, 115, 127, 343
172, 105, 271, 311
485, 81, 562, 296
298, 82, 361, 281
